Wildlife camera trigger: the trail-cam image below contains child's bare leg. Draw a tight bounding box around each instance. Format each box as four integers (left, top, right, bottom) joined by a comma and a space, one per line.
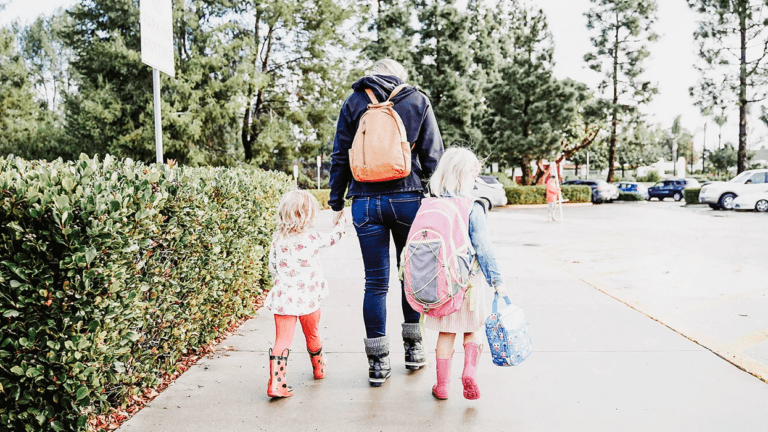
462, 332, 478, 345
436, 332, 457, 358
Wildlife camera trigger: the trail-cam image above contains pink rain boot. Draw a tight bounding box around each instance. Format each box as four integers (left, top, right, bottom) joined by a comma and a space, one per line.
461, 342, 483, 400
432, 351, 453, 400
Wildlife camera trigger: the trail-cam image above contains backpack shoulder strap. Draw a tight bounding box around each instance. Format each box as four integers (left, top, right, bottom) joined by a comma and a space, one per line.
387, 84, 409, 102
364, 89, 379, 104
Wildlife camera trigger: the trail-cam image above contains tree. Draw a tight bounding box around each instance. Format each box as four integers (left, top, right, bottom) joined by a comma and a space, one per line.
708, 143, 738, 174
236, 0, 357, 168
363, 0, 417, 80
0, 25, 46, 158
555, 80, 607, 170
18, 11, 74, 113
713, 107, 728, 149
483, 4, 585, 185
688, 0, 768, 174
413, 0, 479, 146
584, 0, 659, 183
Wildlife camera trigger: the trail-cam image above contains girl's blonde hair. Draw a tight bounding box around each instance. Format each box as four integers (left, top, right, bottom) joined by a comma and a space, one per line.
429, 148, 482, 198
275, 190, 319, 239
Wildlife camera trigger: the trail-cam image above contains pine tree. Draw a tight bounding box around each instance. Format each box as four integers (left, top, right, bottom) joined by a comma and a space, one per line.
584, 0, 659, 183
413, 0, 481, 147
482, 4, 582, 184
688, 0, 768, 173
364, 0, 417, 80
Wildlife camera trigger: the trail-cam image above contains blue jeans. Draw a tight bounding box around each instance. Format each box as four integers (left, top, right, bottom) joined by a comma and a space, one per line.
352, 192, 423, 339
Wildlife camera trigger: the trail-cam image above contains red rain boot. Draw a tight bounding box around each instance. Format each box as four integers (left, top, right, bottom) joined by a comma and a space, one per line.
432, 351, 454, 400
461, 342, 483, 400
308, 347, 326, 380
267, 348, 293, 398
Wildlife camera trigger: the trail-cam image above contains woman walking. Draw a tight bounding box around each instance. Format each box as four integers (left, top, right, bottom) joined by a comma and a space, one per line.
328, 59, 444, 386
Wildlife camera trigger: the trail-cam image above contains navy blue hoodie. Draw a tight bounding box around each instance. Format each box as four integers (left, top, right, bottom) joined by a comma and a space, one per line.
328, 75, 444, 211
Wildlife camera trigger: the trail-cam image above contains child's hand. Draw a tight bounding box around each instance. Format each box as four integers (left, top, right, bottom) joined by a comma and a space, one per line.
493, 284, 507, 296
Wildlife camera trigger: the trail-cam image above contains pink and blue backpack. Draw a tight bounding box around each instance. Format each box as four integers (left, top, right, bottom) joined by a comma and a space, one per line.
401, 197, 476, 317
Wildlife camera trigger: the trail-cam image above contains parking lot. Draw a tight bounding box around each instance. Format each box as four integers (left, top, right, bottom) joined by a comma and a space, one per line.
497, 200, 768, 382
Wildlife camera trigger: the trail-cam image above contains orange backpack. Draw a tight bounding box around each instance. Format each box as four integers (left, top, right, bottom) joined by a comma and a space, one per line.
349, 84, 413, 183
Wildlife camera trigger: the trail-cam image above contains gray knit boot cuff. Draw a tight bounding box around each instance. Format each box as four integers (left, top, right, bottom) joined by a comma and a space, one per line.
401, 323, 422, 341
363, 336, 390, 357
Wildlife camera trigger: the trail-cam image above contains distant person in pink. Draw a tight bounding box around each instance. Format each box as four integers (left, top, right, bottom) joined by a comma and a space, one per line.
545, 166, 561, 222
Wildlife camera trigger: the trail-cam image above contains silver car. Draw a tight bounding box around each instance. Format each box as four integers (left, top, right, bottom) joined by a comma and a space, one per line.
472, 175, 508, 209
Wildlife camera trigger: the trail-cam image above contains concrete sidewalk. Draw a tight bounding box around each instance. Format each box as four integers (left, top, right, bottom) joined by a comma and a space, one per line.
121, 209, 768, 432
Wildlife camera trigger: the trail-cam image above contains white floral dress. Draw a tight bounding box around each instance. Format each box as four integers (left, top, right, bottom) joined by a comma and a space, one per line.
265, 224, 345, 316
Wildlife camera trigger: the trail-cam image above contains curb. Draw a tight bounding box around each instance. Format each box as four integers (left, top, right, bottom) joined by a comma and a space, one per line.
498, 202, 594, 210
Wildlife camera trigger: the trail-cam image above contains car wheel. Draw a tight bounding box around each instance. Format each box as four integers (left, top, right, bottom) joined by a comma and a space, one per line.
673, 192, 682, 202
756, 199, 768, 213
481, 198, 493, 211
719, 193, 736, 210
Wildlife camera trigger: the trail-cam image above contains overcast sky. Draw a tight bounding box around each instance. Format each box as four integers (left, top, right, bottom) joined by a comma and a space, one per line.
3, 0, 766, 152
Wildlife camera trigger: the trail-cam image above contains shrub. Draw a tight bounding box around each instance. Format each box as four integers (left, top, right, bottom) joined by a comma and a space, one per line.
637, 171, 661, 183
505, 186, 592, 205
306, 189, 353, 210
618, 192, 645, 201
0, 154, 291, 431
493, 172, 517, 188
562, 186, 592, 203
684, 188, 701, 205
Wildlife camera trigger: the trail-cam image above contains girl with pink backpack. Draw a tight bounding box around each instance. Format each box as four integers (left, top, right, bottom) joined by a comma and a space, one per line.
417, 148, 506, 400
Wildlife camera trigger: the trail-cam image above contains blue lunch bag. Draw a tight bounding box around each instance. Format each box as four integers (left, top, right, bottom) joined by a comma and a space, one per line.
485, 293, 532, 366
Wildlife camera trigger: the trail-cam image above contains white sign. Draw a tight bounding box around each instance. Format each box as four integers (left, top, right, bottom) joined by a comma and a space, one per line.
140, 0, 175, 77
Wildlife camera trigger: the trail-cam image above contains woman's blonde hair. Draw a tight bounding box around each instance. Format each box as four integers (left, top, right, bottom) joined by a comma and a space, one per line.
275, 190, 319, 239
367, 59, 408, 82
429, 148, 481, 198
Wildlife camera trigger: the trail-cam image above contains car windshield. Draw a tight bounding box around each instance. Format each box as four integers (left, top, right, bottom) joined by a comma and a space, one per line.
653, 181, 665, 187
479, 175, 500, 184
730, 172, 752, 183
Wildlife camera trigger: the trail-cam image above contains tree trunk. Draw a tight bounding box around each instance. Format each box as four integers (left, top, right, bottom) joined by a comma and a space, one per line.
607, 16, 620, 183
738, 7, 748, 173
520, 157, 532, 185
241, 86, 254, 161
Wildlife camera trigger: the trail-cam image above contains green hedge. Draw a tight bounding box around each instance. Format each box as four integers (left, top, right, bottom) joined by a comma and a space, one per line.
504, 185, 592, 205
684, 188, 701, 205
618, 192, 645, 201
0, 154, 290, 431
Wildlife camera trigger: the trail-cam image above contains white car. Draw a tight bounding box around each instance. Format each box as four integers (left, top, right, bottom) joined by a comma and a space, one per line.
733, 192, 768, 212
472, 175, 508, 208
698, 169, 768, 210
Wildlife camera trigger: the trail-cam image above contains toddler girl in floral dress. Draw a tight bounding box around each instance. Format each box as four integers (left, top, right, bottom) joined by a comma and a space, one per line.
264, 190, 346, 398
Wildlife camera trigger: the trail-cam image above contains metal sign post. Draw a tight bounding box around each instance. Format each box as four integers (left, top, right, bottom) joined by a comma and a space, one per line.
140, 0, 175, 164
293, 164, 299, 188
317, 156, 321, 190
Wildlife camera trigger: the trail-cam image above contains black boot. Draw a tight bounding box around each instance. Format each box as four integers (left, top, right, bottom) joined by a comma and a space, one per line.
402, 323, 426, 370
364, 336, 391, 387
367, 353, 392, 387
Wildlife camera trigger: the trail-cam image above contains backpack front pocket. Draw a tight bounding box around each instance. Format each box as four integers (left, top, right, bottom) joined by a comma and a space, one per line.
406, 238, 446, 305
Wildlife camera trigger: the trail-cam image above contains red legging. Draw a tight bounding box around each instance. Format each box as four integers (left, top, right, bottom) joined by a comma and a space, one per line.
273, 309, 322, 354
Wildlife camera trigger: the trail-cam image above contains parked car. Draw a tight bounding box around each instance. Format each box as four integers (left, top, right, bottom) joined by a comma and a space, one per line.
472, 175, 508, 208
683, 178, 701, 189
733, 191, 768, 212
561, 180, 619, 203
698, 169, 768, 210
615, 182, 649, 200
647, 179, 687, 201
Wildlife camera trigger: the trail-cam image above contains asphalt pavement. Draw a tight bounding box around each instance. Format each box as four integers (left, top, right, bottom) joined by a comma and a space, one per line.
120, 202, 768, 432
